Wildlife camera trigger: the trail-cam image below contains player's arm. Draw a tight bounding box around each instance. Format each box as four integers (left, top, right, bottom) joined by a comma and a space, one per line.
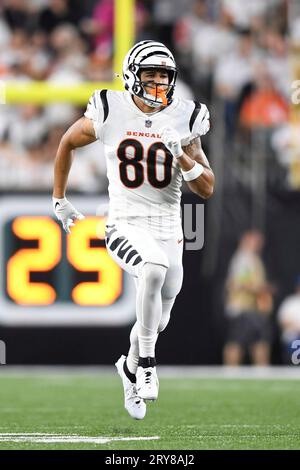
180, 137, 214, 199
52, 116, 96, 233
53, 116, 96, 198
161, 128, 214, 199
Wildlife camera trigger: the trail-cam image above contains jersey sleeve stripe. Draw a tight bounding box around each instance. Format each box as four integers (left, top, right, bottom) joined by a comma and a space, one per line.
100, 89, 109, 122
201, 108, 209, 122
189, 101, 201, 132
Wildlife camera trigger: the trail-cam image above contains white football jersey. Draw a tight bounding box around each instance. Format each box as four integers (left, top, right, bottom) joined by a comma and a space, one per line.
84, 90, 210, 239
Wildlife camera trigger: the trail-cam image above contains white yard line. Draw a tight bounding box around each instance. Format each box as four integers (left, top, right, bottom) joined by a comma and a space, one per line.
0, 366, 299, 379
0, 433, 160, 445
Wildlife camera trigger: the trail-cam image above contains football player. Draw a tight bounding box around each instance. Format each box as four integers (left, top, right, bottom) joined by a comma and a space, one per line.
52, 40, 214, 420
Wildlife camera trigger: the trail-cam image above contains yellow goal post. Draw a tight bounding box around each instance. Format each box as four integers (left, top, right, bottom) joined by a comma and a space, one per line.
4, 0, 135, 105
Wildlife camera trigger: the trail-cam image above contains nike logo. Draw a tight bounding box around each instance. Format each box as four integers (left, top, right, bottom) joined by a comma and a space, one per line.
55, 202, 60, 209
177, 238, 183, 244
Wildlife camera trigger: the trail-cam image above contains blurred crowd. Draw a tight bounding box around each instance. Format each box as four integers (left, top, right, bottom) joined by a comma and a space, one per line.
0, 0, 295, 193
0, 0, 150, 192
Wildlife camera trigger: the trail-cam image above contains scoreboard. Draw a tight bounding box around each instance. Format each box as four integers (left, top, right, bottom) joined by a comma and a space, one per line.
0, 196, 136, 326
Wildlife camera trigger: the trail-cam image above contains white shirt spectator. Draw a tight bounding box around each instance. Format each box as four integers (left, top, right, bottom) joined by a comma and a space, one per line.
192, 23, 237, 78
278, 293, 300, 343
290, 17, 300, 47
271, 124, 300, 190
265, 53, 290, 99
153, 0, 190, 24
8, 106, 47, 151
0, 18, 11, 48
222, 0, 279, 29
45, 104, 77, 128
214, 50, 255, 99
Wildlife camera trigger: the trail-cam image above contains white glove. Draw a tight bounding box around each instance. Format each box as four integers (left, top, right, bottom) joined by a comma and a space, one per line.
52, 197, 84, 234
161, 126, 183, 158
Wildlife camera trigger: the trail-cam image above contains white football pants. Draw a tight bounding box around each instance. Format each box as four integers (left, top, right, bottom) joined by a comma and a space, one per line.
105, 221, 183, 371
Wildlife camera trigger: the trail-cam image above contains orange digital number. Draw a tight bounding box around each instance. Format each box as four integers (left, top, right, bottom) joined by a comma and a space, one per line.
7, 217, 61, 305
67, 217, 122, 306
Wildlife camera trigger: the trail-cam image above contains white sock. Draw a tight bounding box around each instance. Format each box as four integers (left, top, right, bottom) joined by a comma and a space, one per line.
136, 263, 166, 358
127, 323, 139, 374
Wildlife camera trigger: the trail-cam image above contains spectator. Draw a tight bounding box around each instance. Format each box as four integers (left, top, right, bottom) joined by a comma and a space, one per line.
223, 230, 273, 365
152, 0, 190, 51
2, 0, 31, 32
0, 29, 30, 77
271, 123, 300, 190
81, 0, 149, 61
239, 63, 288, 129
214, 29, 257, 138
0, 15, 11, 49
278, 277, 300, 364
8, 104, 47, 151
49, 24, 88, 82
38, 0, 79, 34
221, 0, 279, 31
175, 1, 236, 101
23, 30, 51, 80
174, 0, 210, 58
80, 0, 114, 60
264, 29, 290, 98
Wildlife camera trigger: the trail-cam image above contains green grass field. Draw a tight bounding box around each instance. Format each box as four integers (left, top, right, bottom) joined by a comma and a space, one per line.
0, 372, 299, 450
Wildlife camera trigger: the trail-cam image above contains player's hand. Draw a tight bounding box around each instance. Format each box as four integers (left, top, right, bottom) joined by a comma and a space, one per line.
52, 197, 84, 234
161, 126, 183, 158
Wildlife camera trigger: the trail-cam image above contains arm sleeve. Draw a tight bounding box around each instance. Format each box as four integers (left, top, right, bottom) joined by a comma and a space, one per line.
84, 91, 105, 140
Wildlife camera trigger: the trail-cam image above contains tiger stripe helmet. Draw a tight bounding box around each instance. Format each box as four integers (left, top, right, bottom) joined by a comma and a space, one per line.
122, 40, 177, 108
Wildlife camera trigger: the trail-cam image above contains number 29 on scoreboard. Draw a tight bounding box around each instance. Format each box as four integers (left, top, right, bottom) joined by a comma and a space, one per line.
6, 215, 122, 306
0, 196, 136, 326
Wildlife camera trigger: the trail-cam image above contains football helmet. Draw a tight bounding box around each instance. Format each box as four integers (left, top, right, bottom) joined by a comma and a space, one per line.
122, 40, 177, 108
